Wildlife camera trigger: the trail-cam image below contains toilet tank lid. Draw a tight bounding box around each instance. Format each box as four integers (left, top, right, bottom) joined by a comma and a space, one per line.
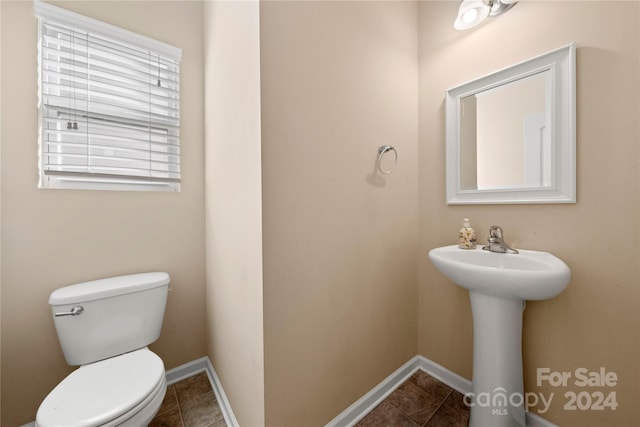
49, 272, 170, 305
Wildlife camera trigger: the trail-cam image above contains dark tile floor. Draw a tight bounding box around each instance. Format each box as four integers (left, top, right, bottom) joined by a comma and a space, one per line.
356, 370, 470, 427
150, 372, 227, 427
150, 370, 467, 427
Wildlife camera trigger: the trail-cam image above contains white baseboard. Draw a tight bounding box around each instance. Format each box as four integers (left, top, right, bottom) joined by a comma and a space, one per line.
165, 356, 210, 385
417, 355, 472, 395
325, 355, 557, 427
23, 354, 556, 427
325, 355, 422, 427
22, 356, 238, 427
526, 411, 558, 427
204, 357, 240, 427
165, 356, 239, 427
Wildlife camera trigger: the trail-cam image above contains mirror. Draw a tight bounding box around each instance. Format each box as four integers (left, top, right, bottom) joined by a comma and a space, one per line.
446, 44, 576, 204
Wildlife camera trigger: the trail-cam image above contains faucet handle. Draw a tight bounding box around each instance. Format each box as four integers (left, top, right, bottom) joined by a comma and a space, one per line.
484, 225, 519, 254
489, 225, 503, 239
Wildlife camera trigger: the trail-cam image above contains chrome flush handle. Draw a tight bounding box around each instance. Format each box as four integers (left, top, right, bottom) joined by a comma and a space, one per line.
54, 306, 84, 317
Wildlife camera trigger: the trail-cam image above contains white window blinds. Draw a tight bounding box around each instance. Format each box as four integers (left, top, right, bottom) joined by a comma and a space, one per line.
35, 1, 182, 191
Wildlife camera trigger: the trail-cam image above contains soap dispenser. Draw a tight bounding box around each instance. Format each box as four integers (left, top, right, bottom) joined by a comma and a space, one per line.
458, 219, 477, 249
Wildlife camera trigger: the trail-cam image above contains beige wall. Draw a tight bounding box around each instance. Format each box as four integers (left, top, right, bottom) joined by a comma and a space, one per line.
203, 1, 265, 426
260, 1, 419, 425
3, 1, 638, 426
419, 2, 639, 426
0, 1, 206, 425
0, 3, 3, 422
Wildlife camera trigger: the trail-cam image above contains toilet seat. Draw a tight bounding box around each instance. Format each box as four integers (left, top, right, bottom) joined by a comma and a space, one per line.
36, 348, 165, 427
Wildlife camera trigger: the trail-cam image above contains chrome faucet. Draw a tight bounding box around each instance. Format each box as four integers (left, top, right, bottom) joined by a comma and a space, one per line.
482, 225, 519, 254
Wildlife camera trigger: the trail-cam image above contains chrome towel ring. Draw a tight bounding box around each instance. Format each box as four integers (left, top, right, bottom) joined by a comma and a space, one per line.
376, 145, 397, 175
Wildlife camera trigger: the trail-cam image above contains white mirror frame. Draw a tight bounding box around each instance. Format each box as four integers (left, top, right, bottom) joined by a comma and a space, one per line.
445, 43, 576, 204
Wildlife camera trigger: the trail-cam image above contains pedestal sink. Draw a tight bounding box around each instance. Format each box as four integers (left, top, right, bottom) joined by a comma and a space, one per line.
429, 245, 570, 427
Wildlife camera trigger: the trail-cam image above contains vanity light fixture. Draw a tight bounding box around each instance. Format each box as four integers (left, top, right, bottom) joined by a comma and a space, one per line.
454, 0, 517, 31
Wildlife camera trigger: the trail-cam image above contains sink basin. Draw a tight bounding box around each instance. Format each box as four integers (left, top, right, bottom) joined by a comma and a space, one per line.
428, 245, 570, 300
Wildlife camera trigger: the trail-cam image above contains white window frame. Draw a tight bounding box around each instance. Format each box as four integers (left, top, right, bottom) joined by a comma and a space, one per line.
35, 1, 182, 192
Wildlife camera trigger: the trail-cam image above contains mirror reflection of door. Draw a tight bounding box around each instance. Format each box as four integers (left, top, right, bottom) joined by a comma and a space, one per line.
460, 72, 549, 190
524, 112, 551, 187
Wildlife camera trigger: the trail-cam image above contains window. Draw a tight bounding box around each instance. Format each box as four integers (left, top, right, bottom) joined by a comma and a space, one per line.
35, 1, 182, 191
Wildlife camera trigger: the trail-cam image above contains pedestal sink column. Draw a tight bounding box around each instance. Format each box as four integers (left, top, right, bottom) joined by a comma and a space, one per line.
428, 245, 570, 427
468, 291, 526, 427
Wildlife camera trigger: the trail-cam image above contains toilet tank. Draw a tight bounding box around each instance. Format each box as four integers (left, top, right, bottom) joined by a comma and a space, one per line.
49, 272, 170, 366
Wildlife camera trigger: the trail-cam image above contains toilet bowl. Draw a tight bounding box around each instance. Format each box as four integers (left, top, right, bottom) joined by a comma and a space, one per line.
36, 273, 170, 427
36, 348, 166, 427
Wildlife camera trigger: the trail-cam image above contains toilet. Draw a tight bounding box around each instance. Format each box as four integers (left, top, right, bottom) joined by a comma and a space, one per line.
36, 272, 170, 427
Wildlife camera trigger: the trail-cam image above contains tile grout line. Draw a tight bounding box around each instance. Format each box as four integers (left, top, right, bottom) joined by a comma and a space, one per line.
152, 372, 224, 427
174, 385, 186, 427
383, 381, 454, 427
381, 399, 420, 427
180, 390, 215, 407
420, 389, 453, 427
177, 397, 185, 427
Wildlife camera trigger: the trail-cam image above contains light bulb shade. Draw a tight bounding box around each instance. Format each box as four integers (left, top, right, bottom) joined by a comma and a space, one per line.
489, 0, 518, 17
454, 0, 490, 30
